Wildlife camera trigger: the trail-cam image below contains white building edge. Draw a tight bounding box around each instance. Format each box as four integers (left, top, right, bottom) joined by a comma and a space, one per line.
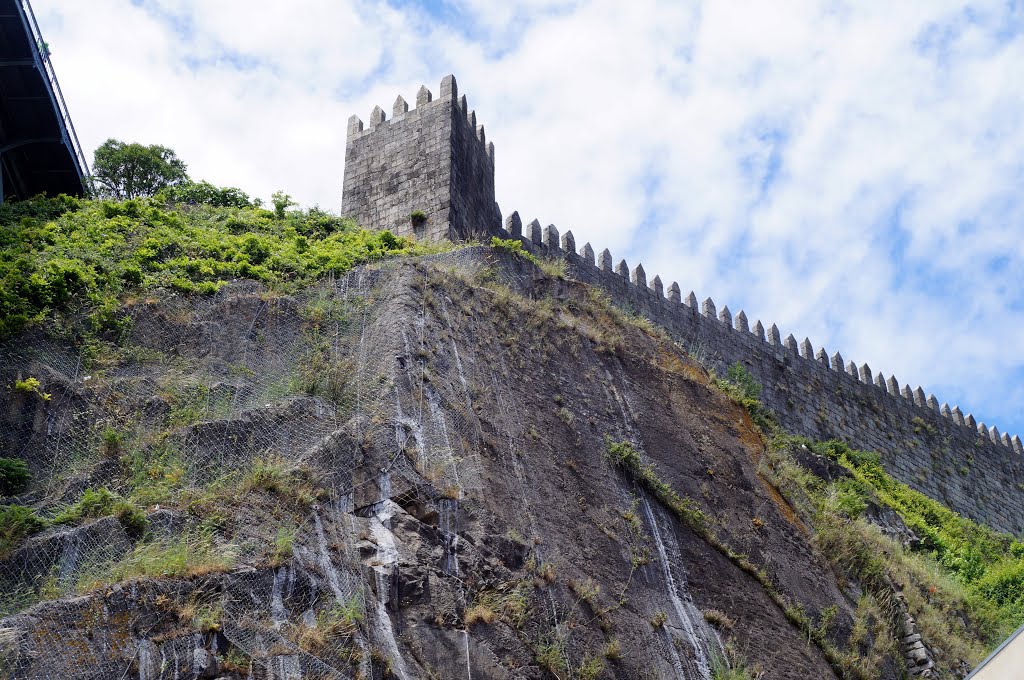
967, 622, 1024, 679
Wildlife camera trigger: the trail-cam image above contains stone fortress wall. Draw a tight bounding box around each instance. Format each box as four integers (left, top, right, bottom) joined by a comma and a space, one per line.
498, 214, 1024, 534
341, 75, 1024, 535
342, 75, 501, 243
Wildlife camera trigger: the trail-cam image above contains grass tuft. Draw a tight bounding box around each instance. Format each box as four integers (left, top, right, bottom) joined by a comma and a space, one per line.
78, 531, 236, 591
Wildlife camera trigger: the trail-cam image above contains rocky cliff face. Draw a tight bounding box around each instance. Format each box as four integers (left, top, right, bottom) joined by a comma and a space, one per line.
0, 248, 991, 679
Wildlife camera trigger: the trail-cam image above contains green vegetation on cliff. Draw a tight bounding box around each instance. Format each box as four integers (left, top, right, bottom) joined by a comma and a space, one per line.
0, 505, 46, 558
0, 457, 30, 496
0, 193, 432, 338
714, 364, 1024, 668
1, 197, 1020, 678
814, 440, 1024, 631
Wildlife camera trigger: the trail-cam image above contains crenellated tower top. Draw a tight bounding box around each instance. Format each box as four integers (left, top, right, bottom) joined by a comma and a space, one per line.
339, 73, 1024, 533
341, 74, 500, 242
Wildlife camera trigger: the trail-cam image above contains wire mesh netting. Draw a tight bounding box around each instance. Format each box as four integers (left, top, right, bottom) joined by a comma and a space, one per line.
0, 253, 491, 679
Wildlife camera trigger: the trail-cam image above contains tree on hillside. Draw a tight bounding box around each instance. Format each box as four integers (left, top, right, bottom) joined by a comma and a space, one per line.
91, 139, 188, 199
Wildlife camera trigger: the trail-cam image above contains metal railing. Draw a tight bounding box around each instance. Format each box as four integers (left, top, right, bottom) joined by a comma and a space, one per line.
16, 0, 92, 191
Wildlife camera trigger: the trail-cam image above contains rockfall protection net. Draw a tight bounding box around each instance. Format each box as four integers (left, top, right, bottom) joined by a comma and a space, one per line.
0, 252, 493, 679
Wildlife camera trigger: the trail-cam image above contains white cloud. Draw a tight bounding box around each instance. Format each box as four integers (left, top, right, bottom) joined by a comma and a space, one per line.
33, 0, 1024, 434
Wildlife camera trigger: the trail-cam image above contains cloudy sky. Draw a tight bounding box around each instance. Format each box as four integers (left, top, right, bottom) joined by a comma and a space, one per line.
34, 0, 1023, 437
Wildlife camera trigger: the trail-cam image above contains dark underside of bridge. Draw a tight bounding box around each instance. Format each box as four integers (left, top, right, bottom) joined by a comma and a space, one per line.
0, 0, 87, 201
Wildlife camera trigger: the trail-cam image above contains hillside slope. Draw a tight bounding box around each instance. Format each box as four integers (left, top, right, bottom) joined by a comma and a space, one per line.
0, 199, 1018, 679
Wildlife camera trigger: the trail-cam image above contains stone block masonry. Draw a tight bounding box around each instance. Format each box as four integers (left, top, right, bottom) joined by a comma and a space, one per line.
342, 75, 501, 242
339, 73, 1024, 534
496, 213, 1024, 534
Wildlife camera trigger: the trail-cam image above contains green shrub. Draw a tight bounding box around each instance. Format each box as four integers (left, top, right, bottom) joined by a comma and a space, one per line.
157, 180, 254, 208
534, 636, 567, 676
52, 487, 146, 535
246, 458, 287, 493
271, 190, 294, 219
725, 362, 761, 400
324, 594, 364, 633
12, 377, 50, 401
0, 193, 80, 226
767, 437, 1024, 641
100, 426, 126, 455
292, 594, 364, 652
0, 457, 30, 496
270, 525, 296, 566
243, 456, 317, 507
712, 363, 776, 431
89, 299, 131, 338
713, 377, 1018, 664
52, 487, 116, 524
490, 236, 541, 266
711, 643, 762, 680
121, 264, 144, 285
190, 602, 225, 633
126, 442, 186, 505
0, 195, 422, 340
467, 580, 531, 629
974, 558, 1024, 610
830, 479, 868, 519
817, 439, 1019, 587
577, 656, 606, 680
0, 505, 47, 556
112, 501, 148, 537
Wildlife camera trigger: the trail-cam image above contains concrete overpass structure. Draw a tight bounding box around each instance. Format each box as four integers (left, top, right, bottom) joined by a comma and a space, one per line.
0, 0, 88, 204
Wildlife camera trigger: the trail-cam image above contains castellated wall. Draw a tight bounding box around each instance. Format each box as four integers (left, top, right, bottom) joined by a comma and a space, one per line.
342, 75, 501, 242
339, 72, 1023, 534
497, 212, 1024, 534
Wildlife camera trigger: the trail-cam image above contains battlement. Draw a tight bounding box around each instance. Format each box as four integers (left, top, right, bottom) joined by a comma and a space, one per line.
339, 74, 1024, 534
341, 75, 501, 242
495, 210, 1024, 533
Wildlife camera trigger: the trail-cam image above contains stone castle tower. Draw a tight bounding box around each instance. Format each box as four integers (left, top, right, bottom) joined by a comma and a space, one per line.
341, 74, 501, 242
340, 73, 1024, 535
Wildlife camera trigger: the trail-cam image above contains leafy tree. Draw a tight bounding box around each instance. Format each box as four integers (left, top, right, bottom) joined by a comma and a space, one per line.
157, 180, 254, 208
92, 139, 188, 199
271, 190, 296, 219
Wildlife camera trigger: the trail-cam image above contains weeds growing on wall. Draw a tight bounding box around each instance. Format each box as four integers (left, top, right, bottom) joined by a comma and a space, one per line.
410, 209, 428, 227
711, 642, 763, 680
713, 362, 777, 432
490, 236, 540, 265
11, 377, 50, 401
0, 193, 433, 339
488, 235, 569, 277
604, 437, 708, 532
757, 428, 1024, 642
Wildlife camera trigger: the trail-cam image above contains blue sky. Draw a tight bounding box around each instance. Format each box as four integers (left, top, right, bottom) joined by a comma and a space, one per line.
34, 0, 1024, 439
